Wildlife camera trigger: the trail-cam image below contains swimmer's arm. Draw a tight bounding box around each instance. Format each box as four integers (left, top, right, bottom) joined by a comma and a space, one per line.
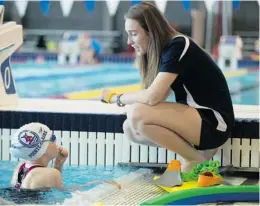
110, 73, 177, 105
54, 163, 63, 173
29, 169, 121, 192
53, 146, 68, 173
59, 180, 121, 192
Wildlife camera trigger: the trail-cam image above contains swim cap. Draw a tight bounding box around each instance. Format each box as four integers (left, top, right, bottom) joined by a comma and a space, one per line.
10, 122, 53, 161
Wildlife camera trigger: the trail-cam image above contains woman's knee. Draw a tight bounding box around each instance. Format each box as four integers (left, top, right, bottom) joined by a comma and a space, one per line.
123, 119, 136, 142
127, 103, 148, 131
123, 119, 132, 134
123, 119, 145, 144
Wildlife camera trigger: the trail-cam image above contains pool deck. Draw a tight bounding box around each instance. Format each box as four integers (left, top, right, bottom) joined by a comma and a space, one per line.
0, 98, 259, 119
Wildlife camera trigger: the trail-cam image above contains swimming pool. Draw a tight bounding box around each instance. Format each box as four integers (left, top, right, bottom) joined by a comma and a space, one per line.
12, 63, 140, 98
0, 160, 136, 205
11, 63, 259, 105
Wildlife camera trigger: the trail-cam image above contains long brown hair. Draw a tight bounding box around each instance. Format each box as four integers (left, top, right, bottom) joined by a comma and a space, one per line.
124, 2, 179, 89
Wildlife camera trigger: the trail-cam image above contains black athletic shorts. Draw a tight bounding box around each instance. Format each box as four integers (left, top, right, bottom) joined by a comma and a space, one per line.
194, 108, 233, 150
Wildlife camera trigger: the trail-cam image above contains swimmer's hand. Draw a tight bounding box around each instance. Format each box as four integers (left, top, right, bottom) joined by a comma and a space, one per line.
54, 146, 68, 171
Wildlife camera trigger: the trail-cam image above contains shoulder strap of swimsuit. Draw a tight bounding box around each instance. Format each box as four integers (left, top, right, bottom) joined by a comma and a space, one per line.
18, 162, 26, 173
16, 163, 26, 188
16, 164, 44, 188
24, 164, 44, 176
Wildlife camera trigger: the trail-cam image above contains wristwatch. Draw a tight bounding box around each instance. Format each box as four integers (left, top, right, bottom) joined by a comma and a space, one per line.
116, 94, 125, 107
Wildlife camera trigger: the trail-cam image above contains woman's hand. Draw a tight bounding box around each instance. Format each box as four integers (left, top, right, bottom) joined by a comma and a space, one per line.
101, 88, 116, 103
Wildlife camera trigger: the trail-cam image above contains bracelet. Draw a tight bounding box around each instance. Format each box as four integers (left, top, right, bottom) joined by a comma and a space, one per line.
116, 94, 126, 107
107, 92, 116, 103
101, 92, 116, 104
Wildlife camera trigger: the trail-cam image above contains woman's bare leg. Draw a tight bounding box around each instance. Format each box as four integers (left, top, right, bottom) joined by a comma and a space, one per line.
123, 119, 159, 147
126, 102, 216, 171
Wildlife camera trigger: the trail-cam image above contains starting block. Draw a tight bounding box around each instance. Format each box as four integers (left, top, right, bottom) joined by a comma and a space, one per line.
58, 32, 80, 65
218, 35, 243, 71
0, 6, 23, 108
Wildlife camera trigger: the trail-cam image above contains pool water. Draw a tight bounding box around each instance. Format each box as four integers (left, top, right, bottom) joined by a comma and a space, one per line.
11, 63, 259, 105
228, 71, 259, 105
12, 63, 140, 98
0, 160, 136, 205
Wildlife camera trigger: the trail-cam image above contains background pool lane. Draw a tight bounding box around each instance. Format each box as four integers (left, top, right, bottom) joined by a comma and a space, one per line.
231, 88, 259, 105
12, 64, 259, 105
12, 63, 140, 98
227, 71, 259, 105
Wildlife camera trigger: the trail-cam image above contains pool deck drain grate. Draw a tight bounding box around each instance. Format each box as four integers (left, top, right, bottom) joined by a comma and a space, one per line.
99, 175, 259, 206
100, 175, 166, 205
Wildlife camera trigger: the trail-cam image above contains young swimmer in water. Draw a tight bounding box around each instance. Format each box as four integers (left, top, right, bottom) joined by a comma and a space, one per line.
10, 122, 68, 190
9, 122, 121, 191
